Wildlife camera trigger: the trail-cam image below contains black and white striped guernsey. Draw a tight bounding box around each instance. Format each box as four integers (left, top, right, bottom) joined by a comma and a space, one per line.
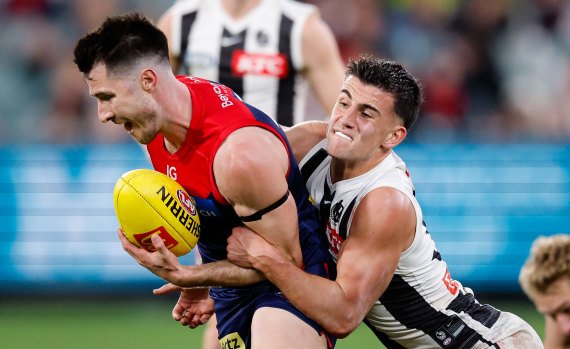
167, 0, 316, 126
299, 139, 537, 349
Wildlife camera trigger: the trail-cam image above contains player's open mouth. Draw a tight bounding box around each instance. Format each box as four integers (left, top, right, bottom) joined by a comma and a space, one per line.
335, 131, 352, 141
124, 122, 132, 132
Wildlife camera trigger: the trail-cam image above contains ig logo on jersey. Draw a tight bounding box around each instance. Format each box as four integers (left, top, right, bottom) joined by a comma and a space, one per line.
167, 165, 177, 180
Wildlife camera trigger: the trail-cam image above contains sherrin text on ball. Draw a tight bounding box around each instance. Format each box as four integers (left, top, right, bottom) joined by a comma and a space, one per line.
113, 169, 200, 257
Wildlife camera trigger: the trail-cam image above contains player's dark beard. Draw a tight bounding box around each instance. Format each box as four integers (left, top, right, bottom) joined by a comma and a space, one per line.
136, 127, 159, 145
132, 111, 160, 144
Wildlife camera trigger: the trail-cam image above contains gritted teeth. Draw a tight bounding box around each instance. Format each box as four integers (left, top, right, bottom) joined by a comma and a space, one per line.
335, 131, 352, 141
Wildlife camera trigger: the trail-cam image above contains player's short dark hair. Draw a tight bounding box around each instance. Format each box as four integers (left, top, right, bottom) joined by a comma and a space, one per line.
346, 55, 423, 130
73, 12, 169, 75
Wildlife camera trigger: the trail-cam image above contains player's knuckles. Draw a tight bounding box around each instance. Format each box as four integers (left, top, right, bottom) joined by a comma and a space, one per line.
200, 315, 211, 324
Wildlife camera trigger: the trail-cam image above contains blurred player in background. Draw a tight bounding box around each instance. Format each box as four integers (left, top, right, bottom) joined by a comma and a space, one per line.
225, 55, 544, 348
157, 1, 344, 346
520, 234, 570, 349
73, 13, 335, 349
157, 0, 344, 126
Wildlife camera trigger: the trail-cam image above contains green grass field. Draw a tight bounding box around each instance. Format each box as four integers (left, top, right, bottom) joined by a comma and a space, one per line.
0, 296, 543, 348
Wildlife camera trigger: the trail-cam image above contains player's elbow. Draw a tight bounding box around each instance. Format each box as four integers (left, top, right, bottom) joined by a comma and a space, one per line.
325, 312, 362, 338
327, 322, 360, 339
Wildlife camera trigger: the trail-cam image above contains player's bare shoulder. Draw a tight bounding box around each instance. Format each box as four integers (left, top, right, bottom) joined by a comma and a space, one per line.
220, 127, 288, 169
353, 187, 416, 252
214, 127, 289, 198
285, 121, 328, 163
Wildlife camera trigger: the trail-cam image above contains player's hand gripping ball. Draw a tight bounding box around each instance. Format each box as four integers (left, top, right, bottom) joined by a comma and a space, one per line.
113, 169, 200, 257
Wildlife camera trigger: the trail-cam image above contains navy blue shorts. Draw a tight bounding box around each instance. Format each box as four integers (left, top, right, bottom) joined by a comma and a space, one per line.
210, 262, 336, 348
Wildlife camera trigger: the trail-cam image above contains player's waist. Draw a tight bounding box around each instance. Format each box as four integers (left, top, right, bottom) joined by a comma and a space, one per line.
209, 280, 277, 301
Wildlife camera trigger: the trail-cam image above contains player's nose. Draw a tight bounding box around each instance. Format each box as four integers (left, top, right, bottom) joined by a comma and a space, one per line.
98, 104, 114, 123
338, 108, 357, 128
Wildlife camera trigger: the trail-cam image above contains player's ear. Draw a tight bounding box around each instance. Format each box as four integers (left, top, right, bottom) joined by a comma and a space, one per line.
382, 125, 407, 149
139, 68, 158, 92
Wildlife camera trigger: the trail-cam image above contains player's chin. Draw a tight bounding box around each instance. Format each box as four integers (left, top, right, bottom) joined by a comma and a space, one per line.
132, 130, 158, 145
329, 135, 355, 150
326, 141, 349, 157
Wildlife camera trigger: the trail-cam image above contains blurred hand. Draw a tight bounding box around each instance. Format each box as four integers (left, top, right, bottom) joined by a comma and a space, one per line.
154, 283, 214, 329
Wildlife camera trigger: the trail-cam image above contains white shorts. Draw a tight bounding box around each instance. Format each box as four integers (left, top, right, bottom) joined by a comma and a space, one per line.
473, 311, 543, 349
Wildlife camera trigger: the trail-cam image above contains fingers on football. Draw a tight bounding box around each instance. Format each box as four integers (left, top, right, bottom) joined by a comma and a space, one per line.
117, 229, 138, 257
151, 233, 167, 251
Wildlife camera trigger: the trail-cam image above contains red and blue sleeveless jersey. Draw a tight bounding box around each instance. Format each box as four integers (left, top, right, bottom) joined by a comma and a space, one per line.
147, 76, 329, 269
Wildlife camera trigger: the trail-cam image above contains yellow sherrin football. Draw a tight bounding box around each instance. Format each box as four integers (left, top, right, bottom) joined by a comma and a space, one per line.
113, 169, 200, 257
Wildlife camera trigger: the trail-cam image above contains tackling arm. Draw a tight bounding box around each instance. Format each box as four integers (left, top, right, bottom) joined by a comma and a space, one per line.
228, 187, 416, 337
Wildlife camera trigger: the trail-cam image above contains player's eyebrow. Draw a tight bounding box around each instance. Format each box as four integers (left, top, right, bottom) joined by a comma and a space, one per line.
361, 103, 380, 114
341, 89, 380, 114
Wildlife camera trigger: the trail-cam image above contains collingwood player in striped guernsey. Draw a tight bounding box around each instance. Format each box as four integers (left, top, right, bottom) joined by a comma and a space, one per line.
227, 55, 544, 348
157, 0, 344, 126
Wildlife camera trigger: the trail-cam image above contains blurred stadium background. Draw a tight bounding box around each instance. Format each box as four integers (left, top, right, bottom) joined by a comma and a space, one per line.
1, 0, 569, 347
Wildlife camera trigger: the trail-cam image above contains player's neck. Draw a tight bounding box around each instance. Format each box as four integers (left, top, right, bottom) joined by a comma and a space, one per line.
161, 78, 193, 154
329, 150, 391, 183
221, 0, 262, 20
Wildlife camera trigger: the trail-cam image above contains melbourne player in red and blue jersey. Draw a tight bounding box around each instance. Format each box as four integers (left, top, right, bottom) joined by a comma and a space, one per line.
147, 76, 335, 348
76, 13, 334, 347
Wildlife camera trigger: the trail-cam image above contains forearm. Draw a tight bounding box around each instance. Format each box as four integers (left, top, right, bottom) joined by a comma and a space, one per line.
174, 259, 265, 288
253, 254, 365, 337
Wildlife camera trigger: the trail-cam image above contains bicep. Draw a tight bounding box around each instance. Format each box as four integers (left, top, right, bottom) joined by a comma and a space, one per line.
213, 128, 302, 265
335, 189, 415, 310
334, 226, 400, 313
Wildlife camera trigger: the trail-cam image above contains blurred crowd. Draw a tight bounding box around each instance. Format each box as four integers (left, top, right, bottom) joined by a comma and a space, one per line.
1, 0, 569, 144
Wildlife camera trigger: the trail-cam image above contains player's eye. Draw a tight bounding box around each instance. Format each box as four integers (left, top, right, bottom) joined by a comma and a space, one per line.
98, 94, 113, 102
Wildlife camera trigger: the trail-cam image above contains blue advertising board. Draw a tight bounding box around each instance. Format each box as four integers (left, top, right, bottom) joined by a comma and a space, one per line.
1, 143, 568, 294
